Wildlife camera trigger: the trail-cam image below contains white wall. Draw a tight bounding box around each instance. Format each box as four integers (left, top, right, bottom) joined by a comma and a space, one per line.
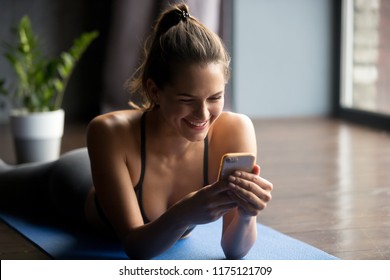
233, 0, 333, 118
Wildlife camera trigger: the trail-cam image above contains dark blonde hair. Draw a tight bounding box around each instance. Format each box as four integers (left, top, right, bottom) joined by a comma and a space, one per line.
127, 3, 231, 111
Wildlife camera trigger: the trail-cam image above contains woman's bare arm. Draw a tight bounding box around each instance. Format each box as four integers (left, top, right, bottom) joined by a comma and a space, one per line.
87, 114, 189, 259
215, 113, 273, 259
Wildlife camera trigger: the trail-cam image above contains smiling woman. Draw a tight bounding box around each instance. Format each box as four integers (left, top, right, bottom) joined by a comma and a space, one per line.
127, 5, 231, 112
149, 63, 225, 142
0, 3, 273, 260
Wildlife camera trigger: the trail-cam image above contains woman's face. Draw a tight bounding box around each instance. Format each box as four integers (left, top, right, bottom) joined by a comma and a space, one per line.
154, 62, 226, 142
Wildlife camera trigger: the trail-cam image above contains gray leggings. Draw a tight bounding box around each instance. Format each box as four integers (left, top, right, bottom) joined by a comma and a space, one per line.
0, 148, 93, 223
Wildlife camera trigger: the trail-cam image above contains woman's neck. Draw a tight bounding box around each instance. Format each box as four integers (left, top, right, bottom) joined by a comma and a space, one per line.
145, 110, 199, 158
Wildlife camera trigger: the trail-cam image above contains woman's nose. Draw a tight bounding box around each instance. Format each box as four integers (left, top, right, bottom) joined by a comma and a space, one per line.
193, 101, 208, 120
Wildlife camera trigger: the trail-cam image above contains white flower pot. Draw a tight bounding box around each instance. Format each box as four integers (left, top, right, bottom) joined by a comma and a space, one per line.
10, 109, 65, 163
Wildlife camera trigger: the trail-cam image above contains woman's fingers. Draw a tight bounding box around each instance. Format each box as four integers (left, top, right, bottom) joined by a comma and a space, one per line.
228, 183, 266, 211
226, 171, 273, 214
229, 173, 272, 201
252, 164, 261, 176
183, 183, 238, 224
227, 191, 260, 216
184, 172, 272, 224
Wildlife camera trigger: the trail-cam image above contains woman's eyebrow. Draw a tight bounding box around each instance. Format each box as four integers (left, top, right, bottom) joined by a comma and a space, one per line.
210, 91, 224, 96
177, 91, 223, 97
177, 93, 194, 97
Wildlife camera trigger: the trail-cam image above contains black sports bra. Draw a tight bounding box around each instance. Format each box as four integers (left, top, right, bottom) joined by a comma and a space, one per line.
95, 112, 209, 236
134, 112, 209, 224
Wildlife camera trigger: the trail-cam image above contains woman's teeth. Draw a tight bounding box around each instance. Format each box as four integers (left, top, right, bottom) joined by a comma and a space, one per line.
186, 119, 208, 127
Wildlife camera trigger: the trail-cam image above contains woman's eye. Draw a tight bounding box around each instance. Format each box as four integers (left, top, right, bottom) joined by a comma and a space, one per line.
179, 99, 193, 103
209, 96, 222, 101
178, 95, 222, 103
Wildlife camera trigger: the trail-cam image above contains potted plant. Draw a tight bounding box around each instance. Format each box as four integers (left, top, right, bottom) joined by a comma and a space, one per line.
0, 15, 98, 163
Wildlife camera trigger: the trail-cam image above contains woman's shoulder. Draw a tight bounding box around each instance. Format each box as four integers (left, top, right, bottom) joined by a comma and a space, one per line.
88, 110, 142, 132
87, 110, 143, 146
216, 111, 252, 122
212, 111, 254, 134
209, 111, 256, 152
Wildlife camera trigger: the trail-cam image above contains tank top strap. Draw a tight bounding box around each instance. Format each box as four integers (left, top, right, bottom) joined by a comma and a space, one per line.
134, 112, 149, 223
138, 112, 147, 189
203, 134, 209, 186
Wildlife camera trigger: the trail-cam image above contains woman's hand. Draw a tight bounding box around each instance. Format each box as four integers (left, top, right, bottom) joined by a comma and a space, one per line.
226, 164, 273, 218
174, 180, 237, 226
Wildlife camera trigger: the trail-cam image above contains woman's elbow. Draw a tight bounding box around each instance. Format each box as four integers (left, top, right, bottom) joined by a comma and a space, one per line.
124, 244, 154, 260
222, 246, 249, 260
221, 234, 256, 260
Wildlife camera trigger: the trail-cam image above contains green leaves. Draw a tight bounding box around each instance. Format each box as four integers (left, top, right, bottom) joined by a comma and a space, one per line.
1, 15, 99, 112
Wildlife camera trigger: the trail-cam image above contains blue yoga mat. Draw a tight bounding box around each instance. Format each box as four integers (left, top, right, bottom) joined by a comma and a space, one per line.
0, 212, 337, 260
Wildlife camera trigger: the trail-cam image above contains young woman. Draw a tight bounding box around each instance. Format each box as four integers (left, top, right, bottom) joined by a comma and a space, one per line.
0, 4, 273, 259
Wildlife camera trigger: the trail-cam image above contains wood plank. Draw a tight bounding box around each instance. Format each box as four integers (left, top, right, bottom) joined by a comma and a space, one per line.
254, 117, 390, 260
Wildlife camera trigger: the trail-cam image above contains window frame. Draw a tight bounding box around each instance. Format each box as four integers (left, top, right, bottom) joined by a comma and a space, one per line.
334, 0, 390, 131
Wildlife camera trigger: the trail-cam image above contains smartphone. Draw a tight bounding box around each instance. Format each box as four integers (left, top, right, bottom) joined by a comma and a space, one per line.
217, 153, 256, 181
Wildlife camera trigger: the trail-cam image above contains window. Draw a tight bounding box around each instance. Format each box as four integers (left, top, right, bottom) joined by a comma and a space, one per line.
339, 0, 390, 129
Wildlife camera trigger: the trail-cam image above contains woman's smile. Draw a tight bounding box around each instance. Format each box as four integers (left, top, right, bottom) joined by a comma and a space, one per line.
183, 118, 209, 130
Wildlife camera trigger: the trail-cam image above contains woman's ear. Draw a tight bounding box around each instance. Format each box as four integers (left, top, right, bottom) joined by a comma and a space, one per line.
146, 78, 160, 105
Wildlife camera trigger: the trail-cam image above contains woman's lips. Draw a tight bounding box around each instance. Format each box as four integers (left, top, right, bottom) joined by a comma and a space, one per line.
184, 118, 209, 129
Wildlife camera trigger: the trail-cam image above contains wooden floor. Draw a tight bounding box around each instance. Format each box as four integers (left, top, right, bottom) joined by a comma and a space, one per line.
0, 117, 389, 260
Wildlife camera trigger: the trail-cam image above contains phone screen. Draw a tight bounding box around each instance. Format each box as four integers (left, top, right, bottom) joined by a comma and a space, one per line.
217, 153, 255, 180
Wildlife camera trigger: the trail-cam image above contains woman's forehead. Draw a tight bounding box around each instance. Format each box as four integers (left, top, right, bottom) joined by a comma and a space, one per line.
170, 63, 225, 84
